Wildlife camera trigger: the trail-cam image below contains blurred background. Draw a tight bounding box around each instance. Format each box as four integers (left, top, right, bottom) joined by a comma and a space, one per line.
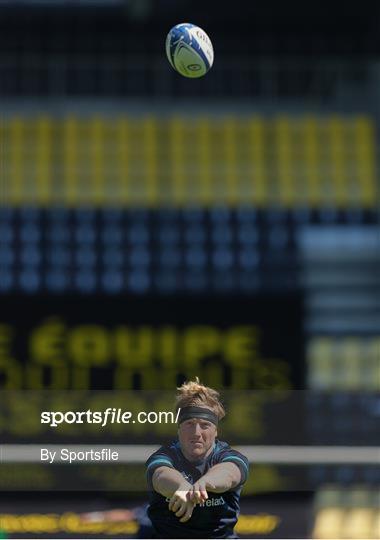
0, 0, 379, 538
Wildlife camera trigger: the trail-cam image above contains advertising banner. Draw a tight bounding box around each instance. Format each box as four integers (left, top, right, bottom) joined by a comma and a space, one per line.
0, 294, 304, 391
0, 495, 314, 539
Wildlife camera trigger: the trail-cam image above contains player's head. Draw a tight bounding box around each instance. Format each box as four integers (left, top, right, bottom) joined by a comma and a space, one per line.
175, 377, 225, 461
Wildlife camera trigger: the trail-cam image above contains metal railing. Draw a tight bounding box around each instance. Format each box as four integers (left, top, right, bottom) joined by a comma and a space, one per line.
0, 54, 375, 103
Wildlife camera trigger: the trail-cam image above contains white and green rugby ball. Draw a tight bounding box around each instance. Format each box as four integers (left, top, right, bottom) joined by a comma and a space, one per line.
165, 23, 214, 78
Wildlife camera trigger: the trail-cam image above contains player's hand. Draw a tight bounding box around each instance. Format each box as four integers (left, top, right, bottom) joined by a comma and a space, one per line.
178, 499, 196, 523
190, 477, 216, 504
168, 483, 195, 522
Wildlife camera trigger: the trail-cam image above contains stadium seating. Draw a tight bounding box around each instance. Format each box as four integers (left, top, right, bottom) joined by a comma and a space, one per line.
0, 207, 298, 293
312, 486, 380, 539
1, 115, 377, 208
307, 337, 380, 391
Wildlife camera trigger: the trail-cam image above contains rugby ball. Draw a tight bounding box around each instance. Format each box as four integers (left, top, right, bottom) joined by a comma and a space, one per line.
165, 23, 214, 78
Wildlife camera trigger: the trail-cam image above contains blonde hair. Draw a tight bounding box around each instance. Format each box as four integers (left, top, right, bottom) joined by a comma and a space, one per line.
175, 377, 225, 420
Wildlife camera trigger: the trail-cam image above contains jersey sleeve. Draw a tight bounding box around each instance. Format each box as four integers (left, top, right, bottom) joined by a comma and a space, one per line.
145, 447, 175, 488
215, 446, 249, 486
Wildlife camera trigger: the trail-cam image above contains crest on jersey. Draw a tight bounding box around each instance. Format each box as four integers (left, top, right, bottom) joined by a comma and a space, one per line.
181, 471, 193, 483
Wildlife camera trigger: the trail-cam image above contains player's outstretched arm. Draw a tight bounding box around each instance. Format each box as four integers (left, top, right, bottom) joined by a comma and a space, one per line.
190, 462, 241, 503
152, 466, 195, 523
152, 466, 192, 498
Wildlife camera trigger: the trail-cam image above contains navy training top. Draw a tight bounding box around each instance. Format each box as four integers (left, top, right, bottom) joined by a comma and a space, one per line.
145, 439, 249, 538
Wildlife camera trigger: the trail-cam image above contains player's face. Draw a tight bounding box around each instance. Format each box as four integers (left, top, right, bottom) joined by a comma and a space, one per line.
178, 418, 217, 461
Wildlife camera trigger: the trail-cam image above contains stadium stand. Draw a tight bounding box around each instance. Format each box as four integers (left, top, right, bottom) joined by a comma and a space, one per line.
1, 115, 377, 208
0, 3, 379, 539
312, 486, 380, 539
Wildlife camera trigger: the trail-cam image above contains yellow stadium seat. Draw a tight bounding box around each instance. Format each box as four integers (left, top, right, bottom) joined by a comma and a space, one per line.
342, 488, 379, 539
336, 338, 362, 390
307, 337, 335, 389
9, 117, 25, 205
342, 508, 376, 539
372, 509, 380, 540
313, 508, 345, 539
1, 114, 377, 209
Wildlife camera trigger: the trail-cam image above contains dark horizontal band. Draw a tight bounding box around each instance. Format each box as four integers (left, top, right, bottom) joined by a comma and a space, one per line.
177, 406, 218, 426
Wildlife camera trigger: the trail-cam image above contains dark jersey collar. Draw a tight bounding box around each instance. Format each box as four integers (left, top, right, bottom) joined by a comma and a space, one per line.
173, 439, 217, 466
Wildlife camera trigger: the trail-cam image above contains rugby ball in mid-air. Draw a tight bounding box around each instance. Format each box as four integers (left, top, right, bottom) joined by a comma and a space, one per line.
165, 23, 214, 78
